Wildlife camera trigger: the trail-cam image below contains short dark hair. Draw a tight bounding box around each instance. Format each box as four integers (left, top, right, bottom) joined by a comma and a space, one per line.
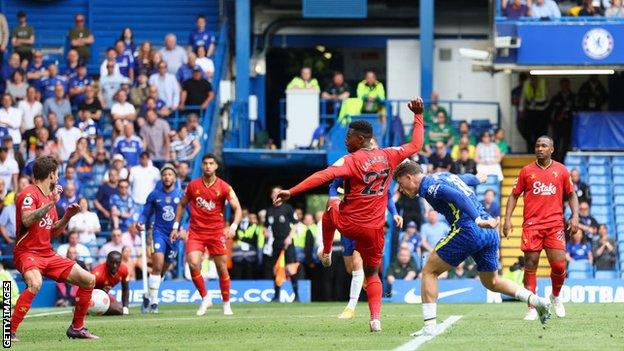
202, 153, 217, 162
119, 179, 129, 186
197, 14, 205, 20
17, 11, 26, 19
107, 250, 122, 262
393, 161, 422, 181
349, 120, 373, 137
32, 156, 59, 181
536, 135, 554, 145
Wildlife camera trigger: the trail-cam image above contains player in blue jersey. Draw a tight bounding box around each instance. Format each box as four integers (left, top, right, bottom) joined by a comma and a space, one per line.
136, 164, 184, 313
393, 161, 552, 336
329, 178, 402, 319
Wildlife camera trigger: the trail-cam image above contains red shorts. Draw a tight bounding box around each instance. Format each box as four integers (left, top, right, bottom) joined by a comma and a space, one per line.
325, 200, 384, 267
186, 231, 227, 256
521, 227, 566, 252
14, 250, 75, 282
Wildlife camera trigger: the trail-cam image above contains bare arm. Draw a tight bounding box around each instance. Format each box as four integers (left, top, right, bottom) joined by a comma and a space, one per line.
171, 194, 189, 240
121, 279, 129, 307
567, 190, 579, 234
503, 192, 519, 238
225, 189, 243, 238
51, 204, 81, 236
21, 202, 54, 228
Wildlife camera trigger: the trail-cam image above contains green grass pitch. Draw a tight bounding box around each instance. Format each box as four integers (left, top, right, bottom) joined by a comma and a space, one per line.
10, 303, 624, 350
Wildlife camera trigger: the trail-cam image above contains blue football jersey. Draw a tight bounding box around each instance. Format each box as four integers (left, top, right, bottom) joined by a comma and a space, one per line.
140, 186, 185, 235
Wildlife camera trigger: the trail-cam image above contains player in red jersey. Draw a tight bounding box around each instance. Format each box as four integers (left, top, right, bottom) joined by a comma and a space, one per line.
503, 136, 579, 320
171, 153, 242, 316
92, 251, 130, 315
273, 97, 425, 332
11, 156, 98, 341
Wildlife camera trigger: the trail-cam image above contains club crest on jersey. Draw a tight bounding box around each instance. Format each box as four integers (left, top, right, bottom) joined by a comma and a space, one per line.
174, 197, 180, 204
165, 196, 171, 204
553, 171, 559, 178
196, 197, 216, 211
532, 181, 556, 195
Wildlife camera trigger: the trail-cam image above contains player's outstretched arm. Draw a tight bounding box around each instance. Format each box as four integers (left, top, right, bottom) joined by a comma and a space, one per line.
21, 202, 54, 228
398, 97, 425, 157
459, 173, 487, 186
275, 160, 351, 205
171, 195, 189, 241
51, 203, 81, 236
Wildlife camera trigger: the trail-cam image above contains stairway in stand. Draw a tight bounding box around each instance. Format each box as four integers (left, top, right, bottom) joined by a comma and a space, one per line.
500, 155, 552, 277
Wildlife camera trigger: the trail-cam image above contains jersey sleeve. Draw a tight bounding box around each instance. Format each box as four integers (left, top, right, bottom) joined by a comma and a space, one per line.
382, 113, 424, 167
19, 191, 37, 213
428, 183, 481, 220
288, 157, 352, 197
458, 174, 481, 187
511, 167, 526, 197
386, 184, 398, 216
561, 167, 574, 196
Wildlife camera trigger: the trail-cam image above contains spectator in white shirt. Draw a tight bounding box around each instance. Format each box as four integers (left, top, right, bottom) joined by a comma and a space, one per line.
0, 146, 18, 191
195, 45, 214, 81
56, 230, 93, 268
68, 197, 101, 247
475, 131, 504, 182
0, 94, 23, 144
18, 86, 42, 132
111, 90, 136, 122
99, 47, 121, 77
98, 229, 124, 263
129, 152, 160, 205
531, 0, 561, 18
55, 114, 82, 161
121, 224, 141, 258
159, 33, 187, 75
187, 112, 204, 140
148, 61, 180, 109
98, 62, 130, 109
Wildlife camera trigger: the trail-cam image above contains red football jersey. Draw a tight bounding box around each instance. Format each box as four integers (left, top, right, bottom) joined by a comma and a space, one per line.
512, 160, 574, 230
92, 262, 129, 292
185, 177, 232, 234
14, 184, 59, 254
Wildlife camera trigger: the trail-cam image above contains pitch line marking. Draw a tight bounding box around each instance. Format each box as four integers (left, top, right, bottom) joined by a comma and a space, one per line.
26, 310, 73, 318
393, 315, 463, 351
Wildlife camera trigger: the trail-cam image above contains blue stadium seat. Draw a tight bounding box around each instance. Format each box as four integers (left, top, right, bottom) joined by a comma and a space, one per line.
592, 195, 611, 206
588, 166, 610, 176
613, 175, 624, 185
565, 155, 584, 166
591, 206, 611, 215
588, 156, 610, 166
591, 185, 609, 195
615, 196, 624, 206
612, 156, 624, 165
615, 206, 624, 215
614, 185, 624, 195
568, 271, 590, 279
619, 251, 624, 264
593, 214, 611, 225
594, 270, 617, 279
568, 259, 592, 272
589, 175, 609, 185
617, 241, 624, 253
613, 165, 624, 176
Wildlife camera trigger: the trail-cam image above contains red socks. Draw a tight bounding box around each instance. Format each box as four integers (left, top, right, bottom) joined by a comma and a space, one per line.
72, 286, 93, 329
11, 289, 35, 333
191, 269, 207, 298
321, 203, 339, 255
219, 274, 231, 303
365, 274, 382, 321
550, 260, 566, 297
523, 267, 537, 294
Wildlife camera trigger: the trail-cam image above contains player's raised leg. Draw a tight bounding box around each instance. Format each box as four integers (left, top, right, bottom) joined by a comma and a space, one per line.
10, 268, 42, 341
213, 254, 233, 315
546, 247, 567, 318
64, 263, 99, 339
187, 249, 211, 316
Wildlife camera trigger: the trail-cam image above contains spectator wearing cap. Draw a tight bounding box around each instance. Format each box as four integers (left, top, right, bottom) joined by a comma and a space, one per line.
11, 11, 34, 62
180, 66, 214, 111
111, 90, 137, 122
130, 73, 150, 110
42, 84, 71, 125
98, 61, 130, 109
176, 52, 208, 84
18, 86, 42, 132
68, 64, 92, 106
128, 152, 160, 205
68, 13, 94, 61
0, 146, 18, 192
105, 154, 129, 181
77, 85, 103, 122
26, 50, 47, 91
94, 167, 120, 221
475, 131, 504, 182
148, 61, 180, 110
114, 39, 135, 81
55, 114, 81, 161
159, 33, 187, 75
113, 123, 143, 167
189, 15, 216, 56
63, 49, 81, 79
0, 94, 23, 144
39, 63, 68, 102
140, 110, 171, 164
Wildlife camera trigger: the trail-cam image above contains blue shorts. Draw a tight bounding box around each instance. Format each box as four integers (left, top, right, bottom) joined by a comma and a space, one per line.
341, 235, 356, 257
152, 231, 178, 263
434, 223, 499, 272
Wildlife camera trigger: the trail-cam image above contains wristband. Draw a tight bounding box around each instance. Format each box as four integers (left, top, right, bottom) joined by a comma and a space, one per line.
172, 222, 180, 230
230, 223, 238, 232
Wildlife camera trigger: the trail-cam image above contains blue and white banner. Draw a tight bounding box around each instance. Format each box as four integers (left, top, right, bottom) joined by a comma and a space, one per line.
390, 278, 624, 304
19, 280, 311, 307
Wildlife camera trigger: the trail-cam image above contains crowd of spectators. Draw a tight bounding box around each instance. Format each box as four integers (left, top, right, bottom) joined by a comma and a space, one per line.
0, 11, 219, 290
502, 0, 624, 18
